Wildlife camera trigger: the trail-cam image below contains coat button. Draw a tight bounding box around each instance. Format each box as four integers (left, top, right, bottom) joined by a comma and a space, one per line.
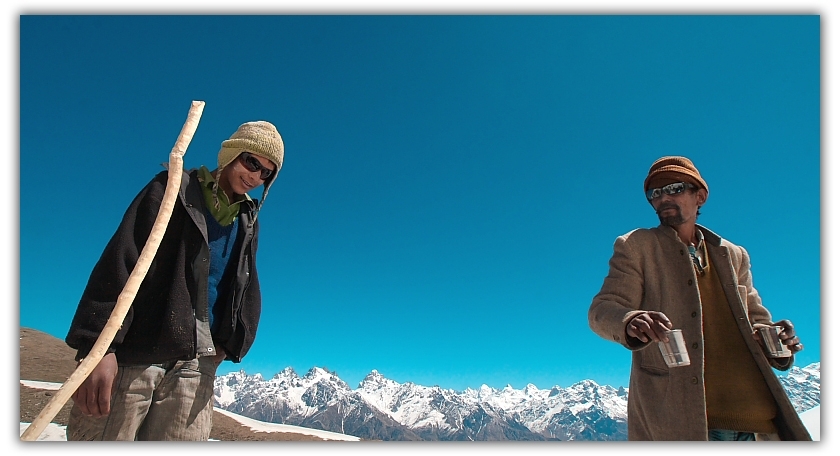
680, 250, 684, 255
691, 377, 698, 384
688, 279, 693, 285
692, 342, 698, 349
691, 312, 697, 318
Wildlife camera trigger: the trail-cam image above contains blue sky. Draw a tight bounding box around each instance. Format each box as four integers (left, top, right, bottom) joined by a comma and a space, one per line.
15, 13, 821, 396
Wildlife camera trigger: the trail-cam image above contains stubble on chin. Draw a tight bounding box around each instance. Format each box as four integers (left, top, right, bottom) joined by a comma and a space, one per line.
658, 214, 686, 226
656, 206, 685, 226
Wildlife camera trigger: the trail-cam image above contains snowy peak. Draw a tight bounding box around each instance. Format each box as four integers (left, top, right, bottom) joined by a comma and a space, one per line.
359, 369, 397, 389
301, 367, 351, 391
272, 366, 298, 380
788, 362, 820, 382
362, 369, 384, 380
524, 384, 540, 395
476, 384, 496, 399
302, 366, 332, 381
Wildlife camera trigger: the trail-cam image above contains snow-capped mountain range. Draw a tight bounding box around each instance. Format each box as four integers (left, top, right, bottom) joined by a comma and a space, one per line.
214, 362, 820, 441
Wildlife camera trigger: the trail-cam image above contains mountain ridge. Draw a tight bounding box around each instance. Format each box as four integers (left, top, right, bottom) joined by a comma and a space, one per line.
214, 362, 821, 441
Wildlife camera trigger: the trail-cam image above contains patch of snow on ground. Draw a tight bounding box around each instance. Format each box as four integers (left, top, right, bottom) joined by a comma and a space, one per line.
20, 380, 62, 390
213, 408, 360, 441
19, 423, 66, 441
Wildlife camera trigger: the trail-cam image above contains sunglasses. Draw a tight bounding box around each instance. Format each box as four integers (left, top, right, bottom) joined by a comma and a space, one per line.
238, 152, 275, 180
645, 182, 695, 201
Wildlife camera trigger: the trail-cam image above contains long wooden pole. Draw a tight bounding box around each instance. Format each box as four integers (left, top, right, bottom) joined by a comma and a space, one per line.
21, 101, 206, 441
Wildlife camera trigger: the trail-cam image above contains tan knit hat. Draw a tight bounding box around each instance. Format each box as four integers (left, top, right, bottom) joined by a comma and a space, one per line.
215, 121, 285, 222
643, 156, 708, 195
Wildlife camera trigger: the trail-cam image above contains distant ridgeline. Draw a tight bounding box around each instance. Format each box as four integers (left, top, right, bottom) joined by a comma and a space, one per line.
213, 363, 820, 441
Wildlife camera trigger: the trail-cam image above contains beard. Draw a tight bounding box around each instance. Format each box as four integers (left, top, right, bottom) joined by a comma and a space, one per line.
657, 204, 686, 226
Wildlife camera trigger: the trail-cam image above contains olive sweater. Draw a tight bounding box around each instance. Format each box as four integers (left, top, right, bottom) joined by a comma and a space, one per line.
700, 258, 778, 433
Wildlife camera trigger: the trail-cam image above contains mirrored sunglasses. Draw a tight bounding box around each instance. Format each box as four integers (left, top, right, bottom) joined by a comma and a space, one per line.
645, 182, 695, 201
238, 152, 275, 180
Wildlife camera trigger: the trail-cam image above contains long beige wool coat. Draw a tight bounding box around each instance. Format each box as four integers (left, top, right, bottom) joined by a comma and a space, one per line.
588, 224, 811, 441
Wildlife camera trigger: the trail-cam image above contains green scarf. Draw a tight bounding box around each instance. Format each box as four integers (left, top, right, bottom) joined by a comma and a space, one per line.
197, 166, 248, 226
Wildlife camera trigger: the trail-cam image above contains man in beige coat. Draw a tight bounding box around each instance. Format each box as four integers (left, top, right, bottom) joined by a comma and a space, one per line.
588, 156, 811, 441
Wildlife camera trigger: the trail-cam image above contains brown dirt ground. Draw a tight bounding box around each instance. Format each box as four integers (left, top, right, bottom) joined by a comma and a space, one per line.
19, 327, 331, 441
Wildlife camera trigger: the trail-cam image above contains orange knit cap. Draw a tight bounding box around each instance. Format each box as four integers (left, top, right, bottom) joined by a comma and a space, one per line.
643, 156, 708, 195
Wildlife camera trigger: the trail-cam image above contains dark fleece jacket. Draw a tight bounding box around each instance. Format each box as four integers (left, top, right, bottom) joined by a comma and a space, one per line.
66, 169, 262, 364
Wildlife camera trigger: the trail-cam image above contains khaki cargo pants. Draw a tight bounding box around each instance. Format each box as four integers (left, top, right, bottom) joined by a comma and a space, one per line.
67, 356, 218, 441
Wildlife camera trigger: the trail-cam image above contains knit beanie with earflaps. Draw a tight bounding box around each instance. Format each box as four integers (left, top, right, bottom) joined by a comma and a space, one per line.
214, 121, 284, 225
643, 156, 709, 197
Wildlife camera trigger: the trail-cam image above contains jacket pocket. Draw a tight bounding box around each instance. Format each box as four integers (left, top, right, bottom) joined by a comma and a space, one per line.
638, 345, 669, 376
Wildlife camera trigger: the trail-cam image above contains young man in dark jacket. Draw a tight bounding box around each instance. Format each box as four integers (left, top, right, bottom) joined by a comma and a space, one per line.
65, 121, 284, 440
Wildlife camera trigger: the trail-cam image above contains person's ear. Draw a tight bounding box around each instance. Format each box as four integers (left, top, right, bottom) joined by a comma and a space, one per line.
697, 188, 708, 206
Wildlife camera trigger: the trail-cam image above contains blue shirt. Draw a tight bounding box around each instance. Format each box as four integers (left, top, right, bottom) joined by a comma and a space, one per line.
205, 206, 239, 333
